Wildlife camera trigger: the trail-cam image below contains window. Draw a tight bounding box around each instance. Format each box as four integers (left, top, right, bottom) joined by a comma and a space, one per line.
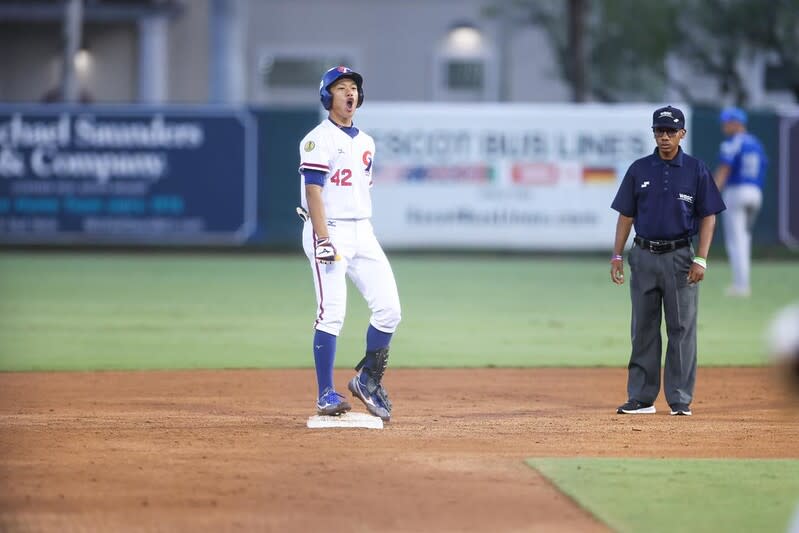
256, 48, 358, 104
262, 57, 350, 89
433, 24, 496, 101
446, 60, 484, 91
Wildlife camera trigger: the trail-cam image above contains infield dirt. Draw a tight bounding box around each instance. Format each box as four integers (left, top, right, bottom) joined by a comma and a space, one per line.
1, 368, 797, 532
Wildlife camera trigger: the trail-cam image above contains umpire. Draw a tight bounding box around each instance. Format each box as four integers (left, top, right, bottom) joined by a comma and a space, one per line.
610, 105, 725, 416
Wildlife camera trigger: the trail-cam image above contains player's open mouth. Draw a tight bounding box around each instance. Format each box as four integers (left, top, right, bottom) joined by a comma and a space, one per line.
346, 98, 354, 111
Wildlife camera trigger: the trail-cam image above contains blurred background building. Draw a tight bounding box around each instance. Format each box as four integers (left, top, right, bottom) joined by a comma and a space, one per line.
0, 0, 797, 251
1, 0, 796, 107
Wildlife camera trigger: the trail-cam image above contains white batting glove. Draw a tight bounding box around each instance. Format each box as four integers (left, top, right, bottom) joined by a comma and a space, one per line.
315, 237, 339, 264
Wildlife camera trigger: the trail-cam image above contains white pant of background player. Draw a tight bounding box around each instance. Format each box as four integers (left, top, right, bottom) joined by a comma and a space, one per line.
722, 184, 762, 296
302, 218, 401, 336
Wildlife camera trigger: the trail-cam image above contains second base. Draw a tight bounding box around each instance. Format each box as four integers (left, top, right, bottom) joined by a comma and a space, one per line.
307, 411, 384, 429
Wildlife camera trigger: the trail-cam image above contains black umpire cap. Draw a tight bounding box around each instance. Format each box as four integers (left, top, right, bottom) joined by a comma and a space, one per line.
652, 105, 685, 130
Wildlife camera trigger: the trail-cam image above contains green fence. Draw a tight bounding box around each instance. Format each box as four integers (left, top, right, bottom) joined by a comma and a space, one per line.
0, 105, 790, 251
251, 107, 319, 247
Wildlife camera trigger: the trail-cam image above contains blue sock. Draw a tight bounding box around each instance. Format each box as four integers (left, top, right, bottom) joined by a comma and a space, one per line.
361, 324, 392, 378
313, 330, 336, 397
366, 324, 392, 352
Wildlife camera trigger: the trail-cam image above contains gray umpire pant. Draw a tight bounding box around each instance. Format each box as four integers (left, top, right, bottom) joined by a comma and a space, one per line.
627, 243, 698, 406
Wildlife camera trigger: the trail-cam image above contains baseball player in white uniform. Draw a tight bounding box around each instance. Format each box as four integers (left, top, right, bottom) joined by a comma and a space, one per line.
297, 66, 401, 422
714, 107, 767, 297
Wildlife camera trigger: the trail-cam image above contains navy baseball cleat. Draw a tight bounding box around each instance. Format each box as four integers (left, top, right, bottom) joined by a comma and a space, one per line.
616, 399, 656, 414
348, 373, 391, 422
316, 387, 351, 416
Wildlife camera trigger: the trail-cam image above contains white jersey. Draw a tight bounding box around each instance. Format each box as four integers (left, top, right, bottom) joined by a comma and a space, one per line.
298, 119, 375, 220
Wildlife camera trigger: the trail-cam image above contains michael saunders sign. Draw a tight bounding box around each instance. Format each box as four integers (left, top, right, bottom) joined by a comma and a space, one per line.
0, 107, 256, 244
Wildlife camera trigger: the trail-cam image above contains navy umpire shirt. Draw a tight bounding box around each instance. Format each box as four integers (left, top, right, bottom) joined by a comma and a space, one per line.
611, 147, 725, 241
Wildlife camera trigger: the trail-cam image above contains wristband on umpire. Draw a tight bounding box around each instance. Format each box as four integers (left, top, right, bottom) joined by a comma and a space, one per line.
693, 256, 707, 269
610, 254, 623, 263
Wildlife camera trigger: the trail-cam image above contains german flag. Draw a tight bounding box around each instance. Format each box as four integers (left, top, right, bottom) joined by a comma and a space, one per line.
582, 167, 616, 184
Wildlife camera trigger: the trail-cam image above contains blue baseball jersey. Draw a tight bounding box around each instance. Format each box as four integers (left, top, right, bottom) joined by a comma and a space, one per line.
719, 132, 767, 189
611, 148, 725, 241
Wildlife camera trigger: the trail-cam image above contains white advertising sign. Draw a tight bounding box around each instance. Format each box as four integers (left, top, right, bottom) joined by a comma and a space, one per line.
355, 103, 690, 250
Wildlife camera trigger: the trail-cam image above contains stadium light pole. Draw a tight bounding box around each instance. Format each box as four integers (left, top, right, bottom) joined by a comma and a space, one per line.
496, 8, 511, 102
567, 0, 586, 102
210, 0, 246, 104
60, 0, 83, 103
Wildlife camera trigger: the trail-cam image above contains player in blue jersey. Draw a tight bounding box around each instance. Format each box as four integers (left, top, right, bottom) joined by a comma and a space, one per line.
714, 107, 767, 297
610, 105, 725, 417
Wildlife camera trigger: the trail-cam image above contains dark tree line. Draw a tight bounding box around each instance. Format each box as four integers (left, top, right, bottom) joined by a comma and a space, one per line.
485, 0, 799, 104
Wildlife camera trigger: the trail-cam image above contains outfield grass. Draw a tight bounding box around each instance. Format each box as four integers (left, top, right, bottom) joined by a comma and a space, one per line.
0, 252, 796, 371
528, 458, 799, 533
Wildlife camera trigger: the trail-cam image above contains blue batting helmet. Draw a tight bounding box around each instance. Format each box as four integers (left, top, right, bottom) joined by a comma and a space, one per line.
319, 66, 364, 110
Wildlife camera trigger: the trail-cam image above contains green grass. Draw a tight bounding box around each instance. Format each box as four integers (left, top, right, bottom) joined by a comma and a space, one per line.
0, 252, 796, 371
528, 458, 799, 533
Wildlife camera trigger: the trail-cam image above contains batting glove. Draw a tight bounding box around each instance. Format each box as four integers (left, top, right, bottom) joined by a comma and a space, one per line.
296, 206, 309, 222
315, 237, 339, 264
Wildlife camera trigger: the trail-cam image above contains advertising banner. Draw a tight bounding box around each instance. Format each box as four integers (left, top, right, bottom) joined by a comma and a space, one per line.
355, 103, 690, 250
0, 107, 256, 245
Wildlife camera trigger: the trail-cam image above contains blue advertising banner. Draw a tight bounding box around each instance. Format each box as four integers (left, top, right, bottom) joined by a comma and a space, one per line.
0, 106, 256, 245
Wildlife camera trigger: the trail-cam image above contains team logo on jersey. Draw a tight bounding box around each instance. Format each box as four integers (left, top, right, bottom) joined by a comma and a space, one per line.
304, 141, 316, 152
362, 150, 373, 175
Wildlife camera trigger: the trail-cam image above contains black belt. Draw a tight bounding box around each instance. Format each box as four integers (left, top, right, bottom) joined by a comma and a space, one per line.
634, 236, 691, 254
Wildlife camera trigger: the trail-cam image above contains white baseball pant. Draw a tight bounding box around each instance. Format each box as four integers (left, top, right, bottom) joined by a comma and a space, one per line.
721, 184, 762, 292
303, 218, 401, 336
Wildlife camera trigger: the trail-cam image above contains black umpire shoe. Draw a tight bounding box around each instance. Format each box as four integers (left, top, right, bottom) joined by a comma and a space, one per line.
616, 399, 656, 414
669, 403, 692, 416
